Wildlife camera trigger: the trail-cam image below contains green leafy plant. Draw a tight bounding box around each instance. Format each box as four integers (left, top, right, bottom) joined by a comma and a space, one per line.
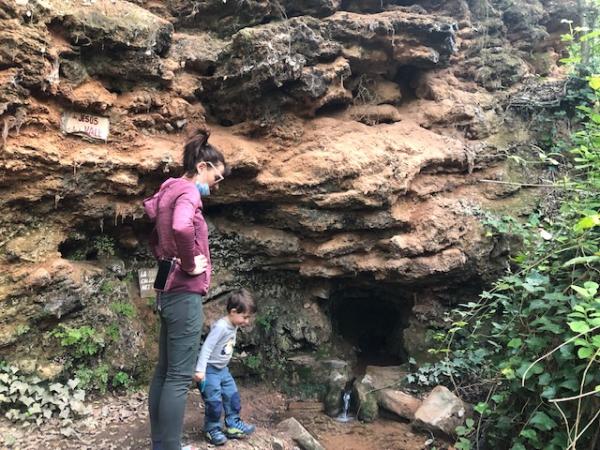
50, 325, 105, 359
93, 235, 116, 258
242, 354, 263, 372
110, 301, 136, 319
75, 364, 110, 394
560, 12, 600, 75
455, 418, 476, 450
424, 72, 600, 449
255, 306, 277, 333
105, 323, 120, 342
112, 371, 132, 390
15, 324, 30, 336
100, 279, 117, 295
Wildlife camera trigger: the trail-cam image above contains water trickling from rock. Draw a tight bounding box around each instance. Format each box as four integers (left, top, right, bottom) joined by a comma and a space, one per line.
335, 390, 354, 423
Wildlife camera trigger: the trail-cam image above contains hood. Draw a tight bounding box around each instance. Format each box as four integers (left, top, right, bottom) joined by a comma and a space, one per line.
143, 177, 181, 222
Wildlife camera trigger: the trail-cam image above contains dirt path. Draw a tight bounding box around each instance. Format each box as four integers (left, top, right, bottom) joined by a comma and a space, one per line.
0, 382, 446, 450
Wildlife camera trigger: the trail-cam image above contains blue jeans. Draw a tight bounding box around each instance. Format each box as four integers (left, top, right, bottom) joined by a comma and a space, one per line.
199, 365, 241, 431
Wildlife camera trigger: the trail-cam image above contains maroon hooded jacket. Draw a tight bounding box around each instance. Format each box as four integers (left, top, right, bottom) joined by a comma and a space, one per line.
143, 178, 211, 295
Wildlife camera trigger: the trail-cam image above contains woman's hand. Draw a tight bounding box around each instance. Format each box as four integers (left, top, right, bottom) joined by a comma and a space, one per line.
186, 254, 207, 276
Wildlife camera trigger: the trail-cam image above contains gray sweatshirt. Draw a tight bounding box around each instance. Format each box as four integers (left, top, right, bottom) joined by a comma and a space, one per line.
195, 317, 237, 373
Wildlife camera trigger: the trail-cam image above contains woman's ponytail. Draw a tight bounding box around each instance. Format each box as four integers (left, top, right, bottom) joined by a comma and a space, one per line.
182, 127, 230, 177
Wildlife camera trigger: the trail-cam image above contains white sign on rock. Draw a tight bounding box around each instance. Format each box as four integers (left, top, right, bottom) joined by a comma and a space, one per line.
61, 112, 109, 141
138, 268, 158, 298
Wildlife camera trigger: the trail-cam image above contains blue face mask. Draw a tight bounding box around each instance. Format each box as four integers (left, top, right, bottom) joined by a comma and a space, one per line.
196, 182, 210, 197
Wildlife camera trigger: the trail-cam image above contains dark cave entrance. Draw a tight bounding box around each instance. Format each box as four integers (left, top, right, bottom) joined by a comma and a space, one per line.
395, 65, 423, 103
330, 285, 413, 369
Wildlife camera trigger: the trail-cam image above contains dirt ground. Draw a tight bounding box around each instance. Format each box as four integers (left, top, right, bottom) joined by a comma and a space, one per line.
0, 381, 449, 450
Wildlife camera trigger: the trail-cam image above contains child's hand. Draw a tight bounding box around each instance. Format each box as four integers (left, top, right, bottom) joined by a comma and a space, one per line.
193, 372, 204, 382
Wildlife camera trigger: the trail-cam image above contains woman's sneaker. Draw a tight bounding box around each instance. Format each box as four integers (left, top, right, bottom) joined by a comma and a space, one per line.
205, 428, 228, 446
225, 418, 256, 439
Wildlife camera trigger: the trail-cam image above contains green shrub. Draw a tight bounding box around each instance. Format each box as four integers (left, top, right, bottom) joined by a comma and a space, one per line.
110, 301, 136, 318
111, 371, 132, 390
50, 325, 105, 359
422, 73, 600, 449
93, 235, 116, 258
75, 364, 110, 394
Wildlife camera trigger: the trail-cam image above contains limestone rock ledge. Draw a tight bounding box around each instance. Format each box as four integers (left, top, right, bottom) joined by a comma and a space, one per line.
0, 0, 575, 375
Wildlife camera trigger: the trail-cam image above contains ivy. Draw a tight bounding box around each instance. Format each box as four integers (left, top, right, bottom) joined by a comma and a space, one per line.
0, 362, 89, 431
418, 22, 600, 448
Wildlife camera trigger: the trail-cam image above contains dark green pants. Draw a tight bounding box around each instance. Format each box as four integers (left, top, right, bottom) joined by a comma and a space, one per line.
148, 292, 203, 450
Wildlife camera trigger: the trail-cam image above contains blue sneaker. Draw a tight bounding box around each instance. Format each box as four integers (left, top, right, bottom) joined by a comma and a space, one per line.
225, 417, 256, 438
205, 428, 228, 446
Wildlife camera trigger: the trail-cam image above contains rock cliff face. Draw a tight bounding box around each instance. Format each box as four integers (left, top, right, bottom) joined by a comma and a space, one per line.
0, 0, 576, 378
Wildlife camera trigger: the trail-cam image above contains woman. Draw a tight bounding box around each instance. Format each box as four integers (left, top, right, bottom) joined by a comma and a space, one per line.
144, 128, 229, 450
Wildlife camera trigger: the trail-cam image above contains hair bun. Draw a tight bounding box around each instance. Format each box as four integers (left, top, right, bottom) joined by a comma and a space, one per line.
195, 126, 211, 140
187, 126, 211, 148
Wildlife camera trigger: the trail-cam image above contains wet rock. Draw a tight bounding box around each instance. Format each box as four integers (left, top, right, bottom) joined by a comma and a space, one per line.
354, 380, 378, 423
58, 57, 89, 86
322, 360, 351, 416
4, 227, 65, 263
24, 0, 174, 83
286, 355, 349, 399
83, 49, 175, 83
501, 1, 548, 51
378, 389, 422, 421
105, 258, 126, 277
41, 281, 88, 319
277, 417, 325, 450
540, 0, 578, 34
117, 228, 139, 250
413, 385, 467, 436
341, 0, 387, 13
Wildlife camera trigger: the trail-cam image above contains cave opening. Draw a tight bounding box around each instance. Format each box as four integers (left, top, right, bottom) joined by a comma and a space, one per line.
394, 65, 423, 103
330, 284, 413, 371
57, 218, 152, 263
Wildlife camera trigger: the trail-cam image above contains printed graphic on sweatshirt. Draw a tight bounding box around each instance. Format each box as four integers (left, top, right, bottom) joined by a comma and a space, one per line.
221, 337, 235, 356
